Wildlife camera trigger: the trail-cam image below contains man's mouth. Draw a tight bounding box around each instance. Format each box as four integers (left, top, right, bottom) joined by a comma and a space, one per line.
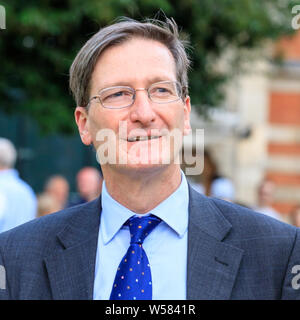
127, 135, 161, 142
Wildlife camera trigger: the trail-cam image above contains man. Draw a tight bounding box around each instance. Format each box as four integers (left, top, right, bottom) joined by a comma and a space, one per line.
0, 17, 300, 300
290, 205, 300, 228
210, 177, 235, 203
0, 138, 37, 233
44, 175, 70, 210
254, 178, 282, 221
67, 167, 102, 207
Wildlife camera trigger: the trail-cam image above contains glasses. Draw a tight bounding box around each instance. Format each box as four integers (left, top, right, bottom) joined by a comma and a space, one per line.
86, 81, 184, 109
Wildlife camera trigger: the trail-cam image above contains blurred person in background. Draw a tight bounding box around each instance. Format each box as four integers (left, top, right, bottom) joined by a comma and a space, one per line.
44, 175, 69, 210
68, 167, 102, 207
290, 205, 300, 228
202, 150, 235, 202
210, 177, 235, 203
37, 193, 61, 217
0, 138, 37, 233
254, 178, 282, 221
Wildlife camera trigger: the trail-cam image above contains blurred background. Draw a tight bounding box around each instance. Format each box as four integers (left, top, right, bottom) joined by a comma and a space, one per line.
0, 0, 299, 224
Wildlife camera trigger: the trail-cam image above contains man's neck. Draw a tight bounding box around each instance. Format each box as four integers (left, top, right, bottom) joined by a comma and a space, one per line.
103, 164, 182, 214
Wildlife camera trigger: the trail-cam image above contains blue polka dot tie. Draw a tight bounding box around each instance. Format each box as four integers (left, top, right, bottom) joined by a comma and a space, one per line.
110, 215, 161, 300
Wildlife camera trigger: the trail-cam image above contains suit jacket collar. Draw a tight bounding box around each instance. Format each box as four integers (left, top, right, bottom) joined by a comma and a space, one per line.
44, 198, 101, 300
187, 186, 244, 299
188, 186, 232, 241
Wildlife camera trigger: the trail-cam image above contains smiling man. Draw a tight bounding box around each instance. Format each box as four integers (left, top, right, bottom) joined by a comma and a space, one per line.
0, 17, 300, 300
74, 32, 191, 215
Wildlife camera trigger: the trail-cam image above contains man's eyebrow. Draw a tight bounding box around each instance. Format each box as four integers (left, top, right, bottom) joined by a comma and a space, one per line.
96, 81, 132, 92
96, 77, 176, 92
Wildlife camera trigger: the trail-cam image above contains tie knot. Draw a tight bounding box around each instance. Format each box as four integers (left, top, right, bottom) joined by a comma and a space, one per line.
127, 215, 161, 245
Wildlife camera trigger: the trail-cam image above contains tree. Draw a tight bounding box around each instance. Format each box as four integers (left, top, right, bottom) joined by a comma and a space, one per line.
0, 0, 297, 134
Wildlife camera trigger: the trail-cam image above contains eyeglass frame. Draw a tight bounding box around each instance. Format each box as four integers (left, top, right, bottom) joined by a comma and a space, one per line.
84, 80, 188, 109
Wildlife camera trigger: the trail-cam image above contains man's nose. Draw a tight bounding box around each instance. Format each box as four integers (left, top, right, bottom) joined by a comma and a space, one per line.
129, 90, 156, 125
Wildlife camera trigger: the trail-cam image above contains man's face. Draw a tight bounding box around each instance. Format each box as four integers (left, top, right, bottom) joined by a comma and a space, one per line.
46, 178, 69, 205
294, 208, 300, 228
75, 37, 191, 175
77, 169, 101, 199
258, 181, 275, 205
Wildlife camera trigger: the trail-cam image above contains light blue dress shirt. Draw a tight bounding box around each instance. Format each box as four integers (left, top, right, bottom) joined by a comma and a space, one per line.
0, 169, 37, 233
93, 172, 189, 300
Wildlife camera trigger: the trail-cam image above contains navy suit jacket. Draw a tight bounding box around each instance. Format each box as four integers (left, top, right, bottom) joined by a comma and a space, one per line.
0, 186, 300, 299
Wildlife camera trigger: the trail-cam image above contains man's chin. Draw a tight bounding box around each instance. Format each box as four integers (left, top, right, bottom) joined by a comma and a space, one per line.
97, 156, 167, 167
101, 162, 168, 180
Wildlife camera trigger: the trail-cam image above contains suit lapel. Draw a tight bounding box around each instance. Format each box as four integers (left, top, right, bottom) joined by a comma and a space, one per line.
187, 187, 244, 300
44, 198, 101, 300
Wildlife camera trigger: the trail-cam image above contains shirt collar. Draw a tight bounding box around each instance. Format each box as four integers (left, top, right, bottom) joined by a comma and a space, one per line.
101, 171, 189, 245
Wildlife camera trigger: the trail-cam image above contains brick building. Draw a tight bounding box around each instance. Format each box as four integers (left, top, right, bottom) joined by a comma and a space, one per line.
187, 30, 300, 220
266, 31, 300, 215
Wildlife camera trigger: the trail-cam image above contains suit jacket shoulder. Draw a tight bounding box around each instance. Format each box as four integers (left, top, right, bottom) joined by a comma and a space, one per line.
187, 187, 300, 300
0, 198, 101, 299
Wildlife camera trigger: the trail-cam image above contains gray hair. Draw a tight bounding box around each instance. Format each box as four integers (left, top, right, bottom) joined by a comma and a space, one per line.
69, 17, 190, 108
0, 138, 17, 168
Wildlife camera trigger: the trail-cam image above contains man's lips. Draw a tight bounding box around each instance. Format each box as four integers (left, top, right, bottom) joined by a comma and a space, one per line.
126, 135, 161, 142
119, 128, 167, 142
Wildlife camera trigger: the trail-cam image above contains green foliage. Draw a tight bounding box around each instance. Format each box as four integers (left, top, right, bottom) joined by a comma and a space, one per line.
0, 0, 297, 134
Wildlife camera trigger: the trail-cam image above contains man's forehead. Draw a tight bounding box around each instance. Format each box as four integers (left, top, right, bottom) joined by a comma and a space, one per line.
90, 37, 177, 90
94, 76, 176, 92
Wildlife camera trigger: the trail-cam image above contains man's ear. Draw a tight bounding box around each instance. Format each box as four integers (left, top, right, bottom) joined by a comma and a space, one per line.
74, 107, 92, 145
183, 96, 191, 136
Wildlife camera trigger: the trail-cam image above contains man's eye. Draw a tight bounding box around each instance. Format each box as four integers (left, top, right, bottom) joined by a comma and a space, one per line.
157, 87, 168, 92
112, 91, 126, 97
103, 90, 131, 100
152, 87, 171, 95
110, 91, 126, 98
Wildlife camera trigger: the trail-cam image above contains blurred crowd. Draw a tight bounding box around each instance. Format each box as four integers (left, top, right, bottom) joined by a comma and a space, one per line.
0, 137, 299, 234
39, 165, 103, 216
187, 150, 300, 227
0, 137, 102, 233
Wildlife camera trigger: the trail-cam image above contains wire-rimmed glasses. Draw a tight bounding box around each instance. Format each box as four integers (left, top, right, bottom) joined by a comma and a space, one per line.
85, 80, 184, 109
